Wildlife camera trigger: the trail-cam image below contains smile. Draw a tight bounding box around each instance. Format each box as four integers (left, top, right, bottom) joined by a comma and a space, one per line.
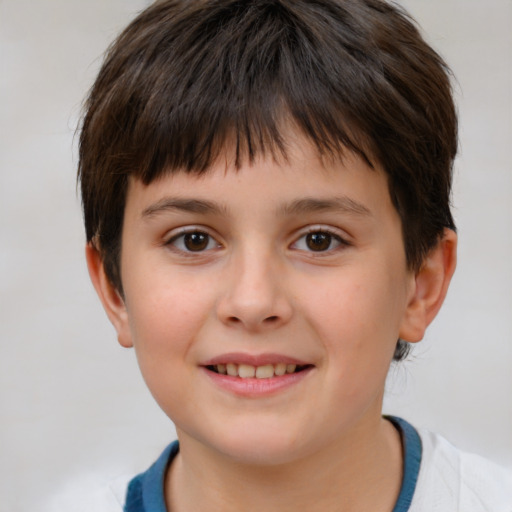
206, 363, 311, 379
201, 354, 314, 396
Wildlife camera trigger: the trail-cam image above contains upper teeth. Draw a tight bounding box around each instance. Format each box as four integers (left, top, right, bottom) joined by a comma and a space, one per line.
215, 363, 298, 378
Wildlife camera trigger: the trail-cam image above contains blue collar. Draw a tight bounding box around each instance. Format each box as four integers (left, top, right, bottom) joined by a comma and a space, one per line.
124, 417, 422, 512
387, 416, 423, 512
124, 442, 178, 512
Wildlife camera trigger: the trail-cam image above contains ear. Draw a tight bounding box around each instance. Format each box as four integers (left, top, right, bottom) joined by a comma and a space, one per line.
399, 228, 457, 343
85, 243, 133, 348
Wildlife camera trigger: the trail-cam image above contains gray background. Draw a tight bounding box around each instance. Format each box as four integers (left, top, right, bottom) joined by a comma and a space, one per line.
1, 1, 511, 510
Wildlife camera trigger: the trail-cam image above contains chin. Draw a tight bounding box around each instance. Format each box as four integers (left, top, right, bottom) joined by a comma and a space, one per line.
190, 419, 315, 467
218, 439, 306, 467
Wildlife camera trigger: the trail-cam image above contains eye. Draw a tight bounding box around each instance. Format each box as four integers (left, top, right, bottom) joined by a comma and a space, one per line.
292, 230, 347, 253
166, 230, 220, 253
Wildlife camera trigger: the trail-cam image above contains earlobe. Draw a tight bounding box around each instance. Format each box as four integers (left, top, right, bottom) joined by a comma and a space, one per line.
85, 244, 133, 348
399, 228, 457, 343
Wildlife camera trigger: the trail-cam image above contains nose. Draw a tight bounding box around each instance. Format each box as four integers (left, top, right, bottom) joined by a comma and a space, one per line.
216, 248, 293, 332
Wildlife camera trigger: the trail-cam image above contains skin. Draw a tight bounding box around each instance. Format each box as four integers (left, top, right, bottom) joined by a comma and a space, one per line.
87, 134, 457, 512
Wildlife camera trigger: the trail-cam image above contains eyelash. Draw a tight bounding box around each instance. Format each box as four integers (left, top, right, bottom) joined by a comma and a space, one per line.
165, 228, 221, 254
291, 228, 350, 254
165, 227, 349, 255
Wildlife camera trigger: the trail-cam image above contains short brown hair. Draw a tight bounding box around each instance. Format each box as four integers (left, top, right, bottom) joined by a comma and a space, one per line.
78, 0, 458, 360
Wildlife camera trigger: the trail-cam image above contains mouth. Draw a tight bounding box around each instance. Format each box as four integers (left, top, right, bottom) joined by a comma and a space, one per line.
205, 363, 313, 379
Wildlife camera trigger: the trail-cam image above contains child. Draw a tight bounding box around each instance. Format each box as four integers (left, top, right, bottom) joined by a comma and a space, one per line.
78, 0, 512, 510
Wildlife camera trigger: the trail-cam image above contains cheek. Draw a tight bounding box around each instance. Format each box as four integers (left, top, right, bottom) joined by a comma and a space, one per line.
124, 272, 216, 360
301, 264, 407, 368
123, 276, 217, 412
306, 272, 401, 335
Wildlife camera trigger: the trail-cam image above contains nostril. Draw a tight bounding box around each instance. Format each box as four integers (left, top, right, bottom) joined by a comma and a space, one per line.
222, 313, 284, 328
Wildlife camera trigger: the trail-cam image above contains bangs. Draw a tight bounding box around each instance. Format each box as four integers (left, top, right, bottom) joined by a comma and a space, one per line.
83, 0, 379, 183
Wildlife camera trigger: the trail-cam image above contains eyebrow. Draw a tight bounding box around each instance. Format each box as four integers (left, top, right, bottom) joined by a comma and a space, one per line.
279, 197, 372, 217
141, 198, 226, 218
141, 195, 372, 220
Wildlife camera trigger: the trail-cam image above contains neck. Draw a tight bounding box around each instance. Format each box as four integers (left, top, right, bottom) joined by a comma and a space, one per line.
166, 416, 403, 512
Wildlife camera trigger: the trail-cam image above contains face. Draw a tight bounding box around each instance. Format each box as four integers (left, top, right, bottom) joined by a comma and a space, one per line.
108, 138, 420, 465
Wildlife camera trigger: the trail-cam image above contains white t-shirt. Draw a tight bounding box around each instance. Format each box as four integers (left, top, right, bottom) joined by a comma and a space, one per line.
410, 429, 512, 511
43, 423, 512, 512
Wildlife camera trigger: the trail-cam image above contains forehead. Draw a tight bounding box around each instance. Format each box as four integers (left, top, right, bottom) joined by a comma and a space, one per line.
124, 136, 395, 228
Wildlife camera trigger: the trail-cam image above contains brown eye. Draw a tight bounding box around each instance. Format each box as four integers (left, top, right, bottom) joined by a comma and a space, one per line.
183, 232, 209, 251
291, 229, 347, 253
305, 232, 333, 251
167, 230, 219, 252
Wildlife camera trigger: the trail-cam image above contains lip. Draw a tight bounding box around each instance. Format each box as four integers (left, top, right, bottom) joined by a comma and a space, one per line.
201, 352, 310, 367
200, 353, 314, 398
